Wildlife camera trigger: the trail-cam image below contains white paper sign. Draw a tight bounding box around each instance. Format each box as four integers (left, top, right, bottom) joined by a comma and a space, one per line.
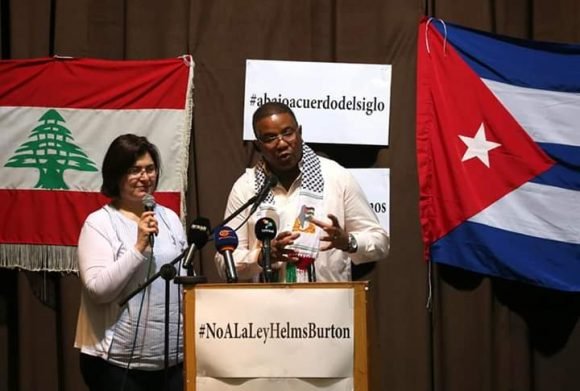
197, 377, 353, 391
195, 288, 354, 378
244, 60, 391, 146
349, 168, 390, 232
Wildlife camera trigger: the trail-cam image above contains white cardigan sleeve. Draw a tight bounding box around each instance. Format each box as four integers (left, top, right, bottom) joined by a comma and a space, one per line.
77, 212, 146, 304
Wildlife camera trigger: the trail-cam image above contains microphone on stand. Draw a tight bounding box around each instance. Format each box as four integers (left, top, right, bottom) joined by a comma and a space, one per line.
142, 194, 156, 248
182, 217, 211, 275
214, 226, 239, 283
249, 175, 278, 215
255, 217, 277, 282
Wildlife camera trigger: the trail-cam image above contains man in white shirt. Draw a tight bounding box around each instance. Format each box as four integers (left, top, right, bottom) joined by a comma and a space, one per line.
215, 102, 389, 282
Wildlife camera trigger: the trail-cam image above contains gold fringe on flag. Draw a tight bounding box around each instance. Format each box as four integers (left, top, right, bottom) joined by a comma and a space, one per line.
0, 244, 78, 273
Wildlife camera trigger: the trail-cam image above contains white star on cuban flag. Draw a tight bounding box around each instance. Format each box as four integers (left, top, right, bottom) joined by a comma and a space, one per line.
459, 123, 501, 168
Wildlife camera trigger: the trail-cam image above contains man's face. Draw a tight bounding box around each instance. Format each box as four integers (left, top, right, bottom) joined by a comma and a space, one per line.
254, 112, 303, 174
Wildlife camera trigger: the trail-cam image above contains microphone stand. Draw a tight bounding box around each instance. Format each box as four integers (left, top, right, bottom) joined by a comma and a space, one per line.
118, 245, 207, 390
261, 239, 273, 282
214, 194, 257, 232
119, 246, 206, 307
308, 262, 316, 282
214, 175, 276, 232
160, 263, 176, 387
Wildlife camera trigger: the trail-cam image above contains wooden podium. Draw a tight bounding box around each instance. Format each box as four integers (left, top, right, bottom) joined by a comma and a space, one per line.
181, 282, 370, 391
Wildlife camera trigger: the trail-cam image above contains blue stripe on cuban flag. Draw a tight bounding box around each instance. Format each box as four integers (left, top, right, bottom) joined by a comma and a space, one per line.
433, 22, 580, 291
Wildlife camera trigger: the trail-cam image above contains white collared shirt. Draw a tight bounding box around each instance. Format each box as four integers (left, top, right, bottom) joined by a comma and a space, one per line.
215, 156, 390, 282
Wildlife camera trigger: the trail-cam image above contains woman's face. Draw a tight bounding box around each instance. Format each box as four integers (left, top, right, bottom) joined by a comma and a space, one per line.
118, 152, 157, 203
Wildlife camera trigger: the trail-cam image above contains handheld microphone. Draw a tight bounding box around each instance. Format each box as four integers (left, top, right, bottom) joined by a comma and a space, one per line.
182, 217, 211, 273
142, 194, 156, 248
249, 175, 278, 215
214, 226, 239, 283
255, 217, 277, 282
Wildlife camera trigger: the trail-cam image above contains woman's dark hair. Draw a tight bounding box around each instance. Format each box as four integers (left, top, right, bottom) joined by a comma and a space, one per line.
100, 134, 161, 198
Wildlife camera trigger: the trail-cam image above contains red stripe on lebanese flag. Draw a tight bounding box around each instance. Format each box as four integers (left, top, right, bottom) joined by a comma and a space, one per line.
0, 190, 180, 246
0, 57, 189, 109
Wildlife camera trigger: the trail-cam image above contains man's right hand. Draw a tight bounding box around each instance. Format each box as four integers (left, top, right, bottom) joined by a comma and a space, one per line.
270, 231, 300, 264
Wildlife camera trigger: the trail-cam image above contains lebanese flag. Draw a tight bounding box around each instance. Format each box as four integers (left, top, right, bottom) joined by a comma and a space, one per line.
417, 18, 580, 291
0, 56, 193, 271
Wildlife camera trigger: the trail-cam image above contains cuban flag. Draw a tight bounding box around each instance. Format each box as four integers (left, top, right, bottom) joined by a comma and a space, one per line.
0, 56, 193, 271
417, 18, 580, 292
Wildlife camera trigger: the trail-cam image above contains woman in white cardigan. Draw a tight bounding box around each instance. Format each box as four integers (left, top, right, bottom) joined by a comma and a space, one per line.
75, 134, 187, 391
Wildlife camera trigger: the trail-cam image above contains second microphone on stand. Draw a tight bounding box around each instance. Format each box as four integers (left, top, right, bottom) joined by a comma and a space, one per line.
214, 226, 239, 283
182, 217, 211, 276
255, 217, 277, 283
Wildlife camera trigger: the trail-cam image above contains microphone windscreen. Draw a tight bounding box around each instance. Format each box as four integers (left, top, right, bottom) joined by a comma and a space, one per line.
255, 217, 277, 241
214, 226, 239, 253
142, 194, 156, 211
189, 217, 211, 249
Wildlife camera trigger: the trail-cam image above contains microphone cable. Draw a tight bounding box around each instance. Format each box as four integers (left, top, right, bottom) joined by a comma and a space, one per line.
173, 289, 182, 387
232, 209, 253, 233
120, 253, 185, 390
120, 250, 156, 391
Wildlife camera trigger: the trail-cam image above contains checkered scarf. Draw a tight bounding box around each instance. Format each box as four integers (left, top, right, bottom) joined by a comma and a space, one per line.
254, 143, 324, 201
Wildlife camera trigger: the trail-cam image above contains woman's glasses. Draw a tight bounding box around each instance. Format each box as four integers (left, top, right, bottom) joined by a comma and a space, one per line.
127, 164, 156, 179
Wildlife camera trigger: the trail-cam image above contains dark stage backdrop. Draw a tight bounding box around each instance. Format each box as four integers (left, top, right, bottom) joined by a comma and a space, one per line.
1, 0, 580, 390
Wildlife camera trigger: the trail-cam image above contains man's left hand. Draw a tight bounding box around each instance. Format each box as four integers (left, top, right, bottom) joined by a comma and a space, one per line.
310, 214, 348, 251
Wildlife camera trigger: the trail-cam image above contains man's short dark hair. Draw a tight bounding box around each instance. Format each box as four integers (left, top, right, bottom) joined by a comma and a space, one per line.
252, 101, 298, 135
100, 134, 161, 198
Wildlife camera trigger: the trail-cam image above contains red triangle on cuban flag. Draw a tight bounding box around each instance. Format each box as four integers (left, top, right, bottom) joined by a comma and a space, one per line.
416, 20, 554, 247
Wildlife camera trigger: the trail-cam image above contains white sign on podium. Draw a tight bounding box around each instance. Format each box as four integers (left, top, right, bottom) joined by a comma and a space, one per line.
194, 287, 355, 390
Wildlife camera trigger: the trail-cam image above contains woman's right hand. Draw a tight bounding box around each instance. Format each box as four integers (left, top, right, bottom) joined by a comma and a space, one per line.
135, 211, 158, 253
